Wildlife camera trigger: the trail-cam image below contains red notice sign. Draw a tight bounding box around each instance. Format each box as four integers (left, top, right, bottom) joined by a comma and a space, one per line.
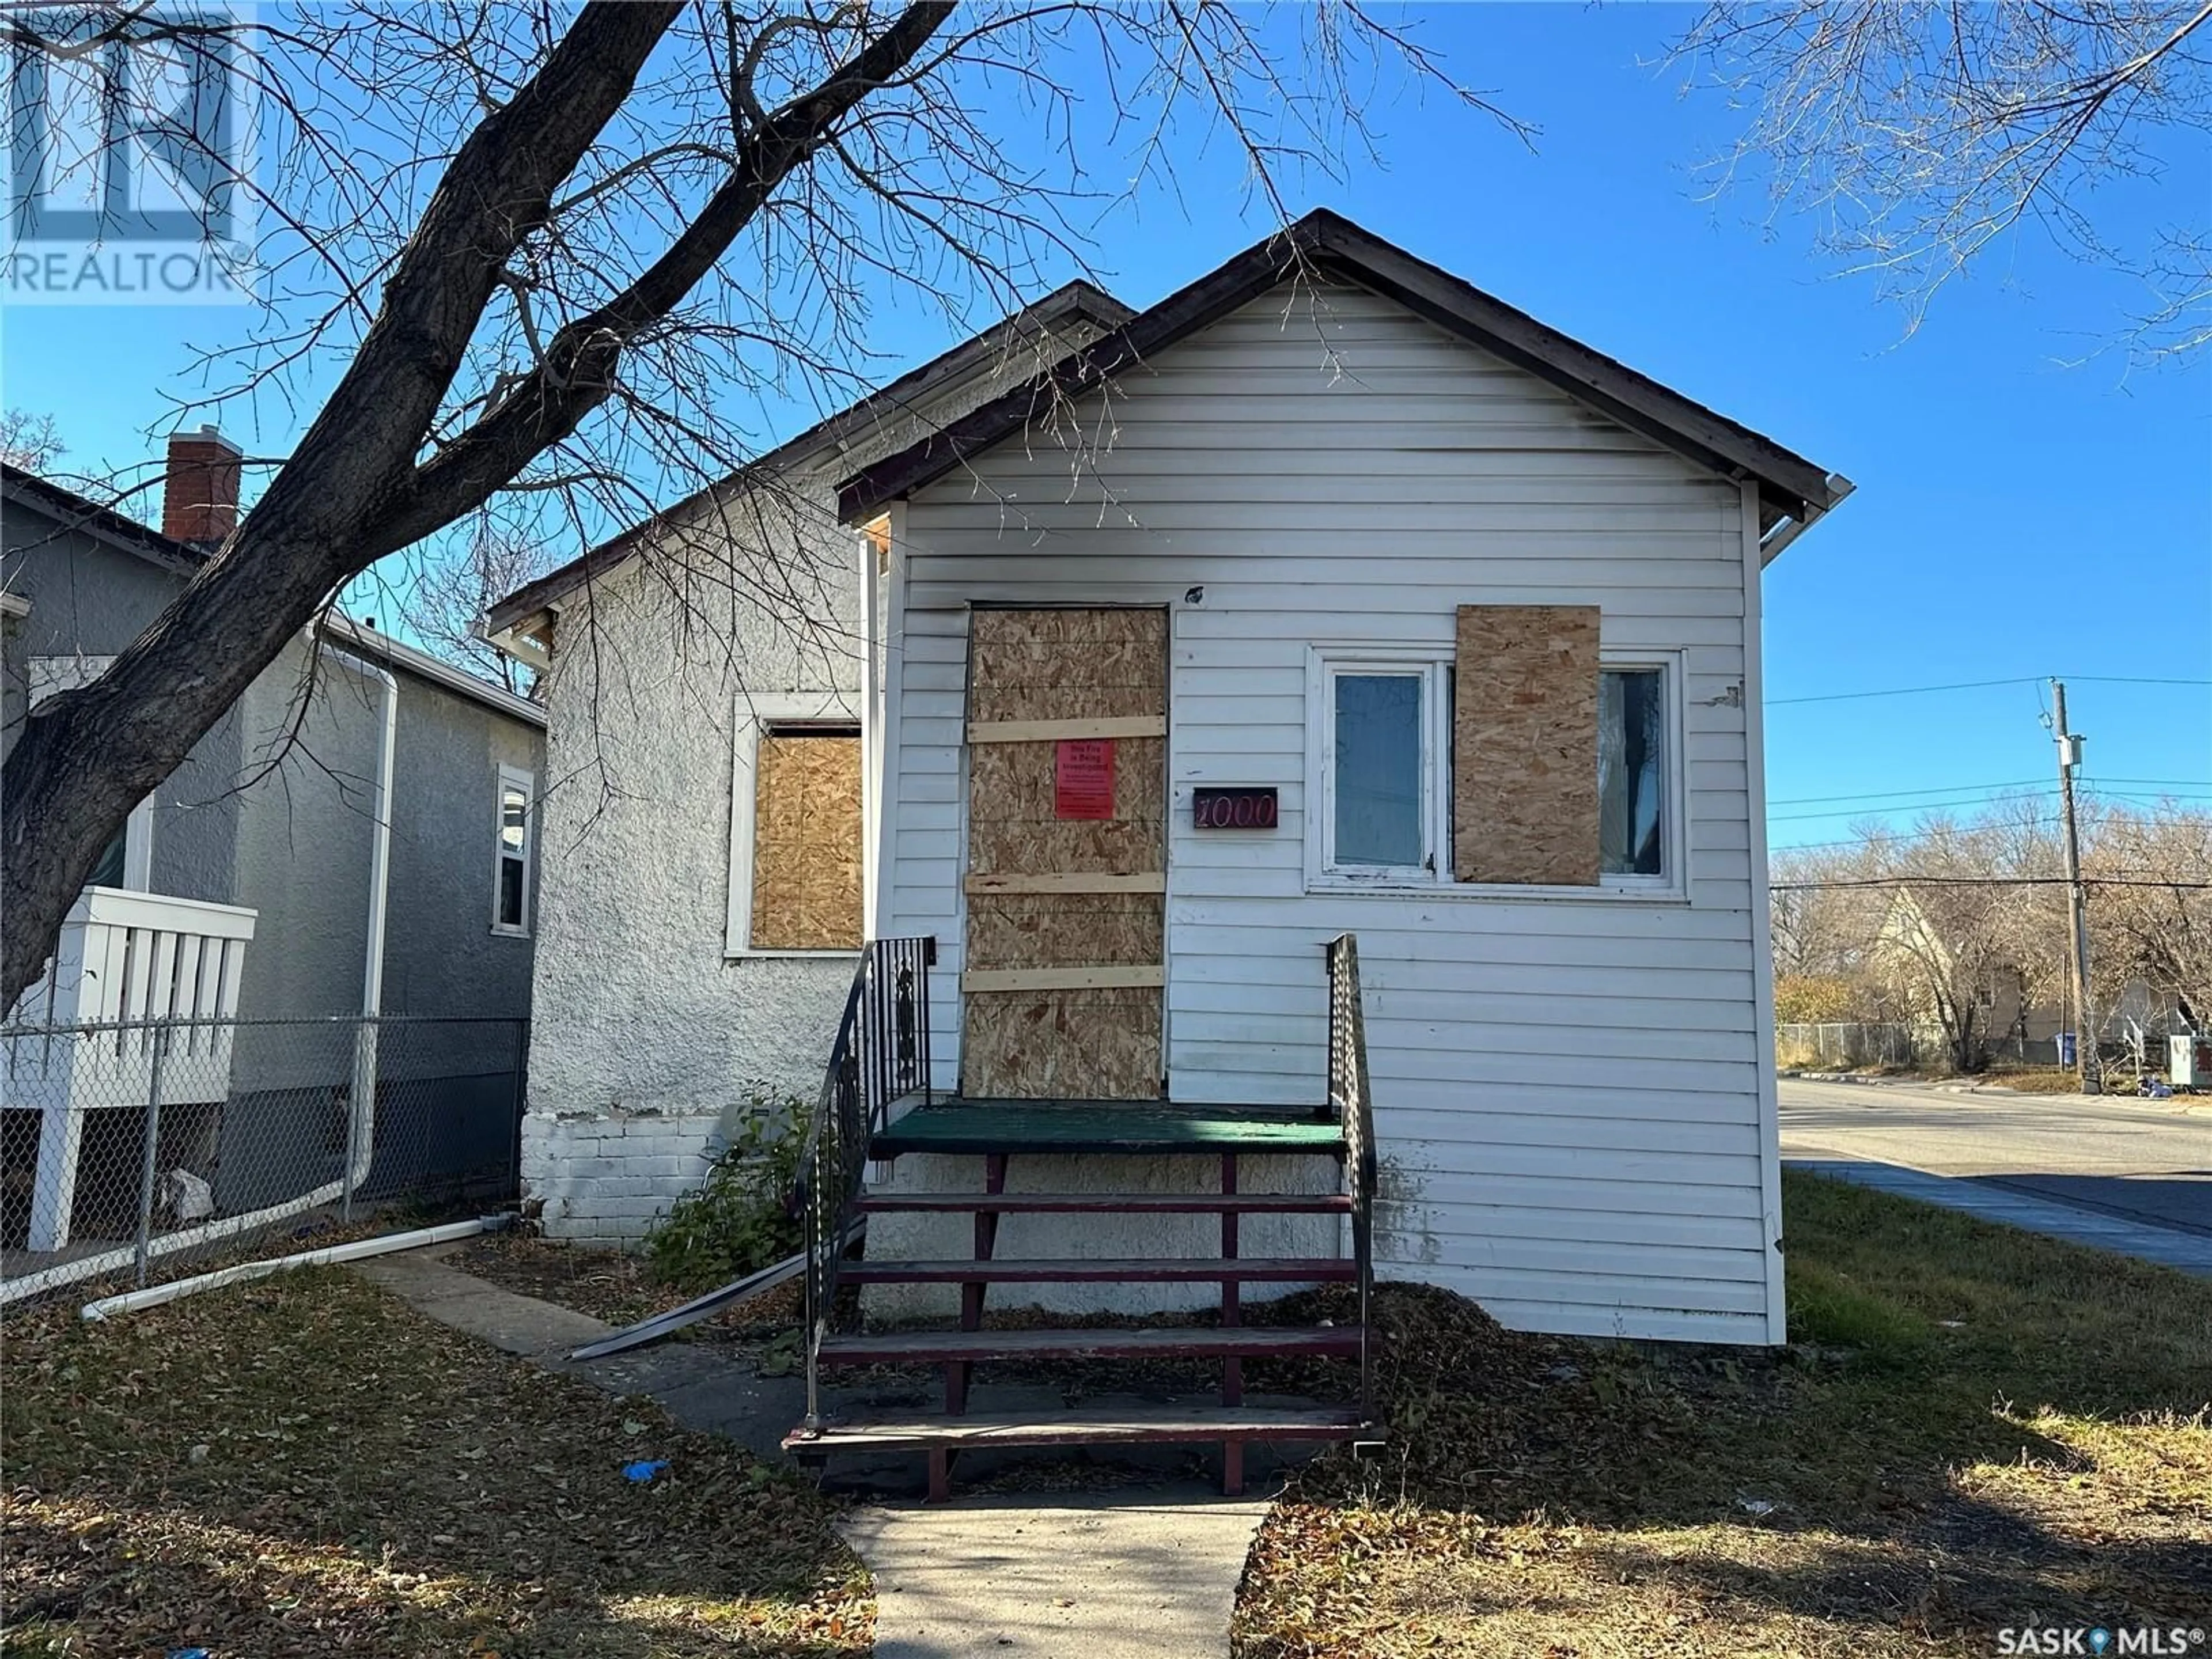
1055, 739, 1116, 820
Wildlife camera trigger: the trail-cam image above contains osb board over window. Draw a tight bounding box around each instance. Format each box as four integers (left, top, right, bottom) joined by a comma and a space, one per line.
751, 732, 863, 950
1452, 604, 1601, 887
964, 607, 1167, 1099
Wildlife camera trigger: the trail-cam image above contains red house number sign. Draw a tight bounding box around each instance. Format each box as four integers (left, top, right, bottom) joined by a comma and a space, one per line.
1055, 739, 1116, 820
1192, 787, 1279, 830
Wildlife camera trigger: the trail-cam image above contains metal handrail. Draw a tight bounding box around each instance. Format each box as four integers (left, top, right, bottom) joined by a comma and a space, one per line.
791, 935, 935, 1431
1325, 933, 1378, 1420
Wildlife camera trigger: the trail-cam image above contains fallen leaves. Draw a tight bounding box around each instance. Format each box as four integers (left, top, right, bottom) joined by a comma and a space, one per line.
0, 1268, 870, 1657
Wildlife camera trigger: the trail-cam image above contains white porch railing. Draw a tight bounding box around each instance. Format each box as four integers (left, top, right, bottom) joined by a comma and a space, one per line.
4, 887, 257, 1251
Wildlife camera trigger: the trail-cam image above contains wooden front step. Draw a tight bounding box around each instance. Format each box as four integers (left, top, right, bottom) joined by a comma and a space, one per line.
840, 1255, 1356, 1285
785, 1403, 1366, 1455
818, 1324, 1364, 1366
854, 1190, 1353, 1215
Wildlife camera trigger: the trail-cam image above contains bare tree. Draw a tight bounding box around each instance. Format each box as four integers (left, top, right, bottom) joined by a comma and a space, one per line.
1675, 2, 2212, 359
387, 525, 553, 695
2090, 804, 2212, 1026
0, 411, 65, 472
1, 1, 1512, 1007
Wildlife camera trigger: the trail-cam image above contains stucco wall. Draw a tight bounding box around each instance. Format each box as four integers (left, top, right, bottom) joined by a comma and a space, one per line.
524, 531, 861, 1129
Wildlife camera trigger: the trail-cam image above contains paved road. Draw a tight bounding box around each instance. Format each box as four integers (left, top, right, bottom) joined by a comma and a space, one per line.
1778, 1078, 2212, 1237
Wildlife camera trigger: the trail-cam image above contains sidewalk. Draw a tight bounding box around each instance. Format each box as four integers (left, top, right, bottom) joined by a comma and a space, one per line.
350, 1243, 1270, 1658
1787, 1158, 2212, 1278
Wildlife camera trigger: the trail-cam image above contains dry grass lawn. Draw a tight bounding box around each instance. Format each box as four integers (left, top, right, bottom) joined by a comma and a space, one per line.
0, 1270, 868, 1658
1236, 1170, 2212, 1658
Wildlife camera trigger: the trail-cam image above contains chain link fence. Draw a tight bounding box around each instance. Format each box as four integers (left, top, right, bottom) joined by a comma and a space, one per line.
1775, 1021, 1919, 1070
1, 1015, 526, 1305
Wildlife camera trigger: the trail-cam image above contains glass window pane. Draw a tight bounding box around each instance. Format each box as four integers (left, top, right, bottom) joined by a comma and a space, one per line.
501, 786, 527, 852
88, 828, 127, 890
1334, 673, 1424, 868
1600, 670, 1664, 876
498, 857, 525, 928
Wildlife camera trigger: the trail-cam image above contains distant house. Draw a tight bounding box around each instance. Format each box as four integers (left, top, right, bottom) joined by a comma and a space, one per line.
1879, 886, 2185, 1069
1, 437, 546, 1257
490, 210, 1852, 1361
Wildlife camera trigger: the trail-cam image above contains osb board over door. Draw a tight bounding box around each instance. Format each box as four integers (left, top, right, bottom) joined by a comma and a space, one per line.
963, 607, 1168, 1099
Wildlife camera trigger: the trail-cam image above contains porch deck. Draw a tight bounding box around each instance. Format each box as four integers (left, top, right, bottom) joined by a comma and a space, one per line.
870, 1098, 1346, 1158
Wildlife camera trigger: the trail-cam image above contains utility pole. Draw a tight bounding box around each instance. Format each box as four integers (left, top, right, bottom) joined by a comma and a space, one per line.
2051, 680, 2100, 1093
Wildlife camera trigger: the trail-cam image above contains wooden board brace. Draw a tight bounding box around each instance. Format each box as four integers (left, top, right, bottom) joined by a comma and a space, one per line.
964, 872, 1166, 896
960, 964, 1166, 994
966, 714, 1168, 744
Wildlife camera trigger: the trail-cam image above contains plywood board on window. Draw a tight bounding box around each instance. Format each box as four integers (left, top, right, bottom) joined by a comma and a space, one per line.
963, 607, 1168, 1100
751, 733, 862, 949
1452, 604, 1601, 887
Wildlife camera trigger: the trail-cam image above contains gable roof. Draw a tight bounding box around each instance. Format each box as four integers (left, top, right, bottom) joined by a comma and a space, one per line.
483, 279, 1134, 642
1, 461, 206, 575
2, 461, 541, 728
836, 209, 1850, 551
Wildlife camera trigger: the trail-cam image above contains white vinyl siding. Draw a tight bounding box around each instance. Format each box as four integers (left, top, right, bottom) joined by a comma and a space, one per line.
883, 282, 1775, 1344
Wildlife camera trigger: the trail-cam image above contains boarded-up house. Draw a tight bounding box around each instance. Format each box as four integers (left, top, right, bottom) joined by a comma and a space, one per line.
489, 211, 1849, 1493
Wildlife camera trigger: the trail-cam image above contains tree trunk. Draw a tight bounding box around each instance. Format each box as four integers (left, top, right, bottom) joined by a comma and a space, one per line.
0, 0, 683, 1009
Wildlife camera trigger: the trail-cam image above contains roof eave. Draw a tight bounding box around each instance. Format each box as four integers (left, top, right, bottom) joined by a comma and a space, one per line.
837, 209, 1847, 531
482, 279, 1137, 642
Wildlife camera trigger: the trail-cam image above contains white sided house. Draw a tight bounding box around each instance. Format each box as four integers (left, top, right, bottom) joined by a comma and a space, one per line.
494, 211, 1847, 1493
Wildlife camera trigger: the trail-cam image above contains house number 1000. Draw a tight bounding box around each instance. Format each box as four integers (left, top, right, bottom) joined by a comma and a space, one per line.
1192, 787, 1279, 830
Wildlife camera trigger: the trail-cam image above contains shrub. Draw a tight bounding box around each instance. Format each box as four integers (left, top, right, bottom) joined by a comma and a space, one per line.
643, 1087, 808, 1294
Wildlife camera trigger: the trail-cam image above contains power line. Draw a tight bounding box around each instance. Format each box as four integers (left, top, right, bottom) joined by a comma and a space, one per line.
1768, 673, 2212, 709
1768, 677, 2041, 707
1770, 876, 2212, 891
1769, 777, 2047, 806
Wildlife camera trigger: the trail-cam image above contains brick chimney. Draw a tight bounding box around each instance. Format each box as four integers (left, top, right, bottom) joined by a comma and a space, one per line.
162, 425, 242, 546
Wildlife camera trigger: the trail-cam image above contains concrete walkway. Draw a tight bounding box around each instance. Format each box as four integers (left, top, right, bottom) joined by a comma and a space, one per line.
349, 1245, 804, 1457
1788, 1158, 2212, 1278
352, 1245, 1272, 1657
846, 1489, 1266, 1659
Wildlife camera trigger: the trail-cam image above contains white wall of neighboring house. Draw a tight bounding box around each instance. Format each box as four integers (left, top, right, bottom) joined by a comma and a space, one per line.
876, 282, 1782, 1343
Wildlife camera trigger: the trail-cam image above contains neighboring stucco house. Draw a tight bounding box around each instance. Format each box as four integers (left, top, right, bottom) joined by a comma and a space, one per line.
491, 209, 1851, 1359
2, 438, 547, 1254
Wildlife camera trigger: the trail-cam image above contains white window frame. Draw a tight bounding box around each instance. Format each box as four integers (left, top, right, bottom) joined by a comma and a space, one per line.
726, 690, 863, 959
1303, 643, 1686, 902
491, 762, 535, 938
1310, 649, 1449, 884
31, 656, 154, 891
1593, 655, 1684, 897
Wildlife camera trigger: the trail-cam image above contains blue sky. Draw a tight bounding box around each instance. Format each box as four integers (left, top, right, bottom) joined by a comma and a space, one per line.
3, 3, 2207, 846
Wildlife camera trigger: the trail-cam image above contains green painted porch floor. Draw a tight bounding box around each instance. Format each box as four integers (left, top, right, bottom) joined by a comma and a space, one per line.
870, 1098, 1347, 1157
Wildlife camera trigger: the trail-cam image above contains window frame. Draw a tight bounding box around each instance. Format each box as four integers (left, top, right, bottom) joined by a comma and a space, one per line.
1312, 650, 1449, 885
31, 656, 154, 891
725, 690, 865, 960
1303, 643, 1686, 902
490, 762, 536, 938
